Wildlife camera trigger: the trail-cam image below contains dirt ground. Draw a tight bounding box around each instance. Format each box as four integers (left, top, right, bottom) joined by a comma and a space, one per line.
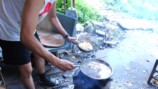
96, 29, 158, 89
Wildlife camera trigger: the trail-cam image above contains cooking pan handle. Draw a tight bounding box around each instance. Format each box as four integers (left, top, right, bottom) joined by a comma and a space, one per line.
73, 68, 80, 77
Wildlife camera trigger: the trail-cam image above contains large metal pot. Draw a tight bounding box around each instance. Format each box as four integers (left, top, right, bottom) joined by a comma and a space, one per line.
73, 59, 113, 89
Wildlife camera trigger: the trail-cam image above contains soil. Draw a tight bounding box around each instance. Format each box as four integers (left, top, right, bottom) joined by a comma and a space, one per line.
96, 30, 158, 89
76, 8, 158, 88
91, 1, 158, 88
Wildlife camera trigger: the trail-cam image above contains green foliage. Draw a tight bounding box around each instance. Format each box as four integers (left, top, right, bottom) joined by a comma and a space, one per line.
75, 0, 103, 23
56, 0, 103, 23
56, 0, 71, 13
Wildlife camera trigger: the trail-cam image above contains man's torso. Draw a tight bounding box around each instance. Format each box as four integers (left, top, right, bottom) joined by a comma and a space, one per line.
0, 0, 54, 41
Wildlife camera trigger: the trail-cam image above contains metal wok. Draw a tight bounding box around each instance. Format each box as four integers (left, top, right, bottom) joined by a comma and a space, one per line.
74, 59, 113, 80
73, 59, 113, 89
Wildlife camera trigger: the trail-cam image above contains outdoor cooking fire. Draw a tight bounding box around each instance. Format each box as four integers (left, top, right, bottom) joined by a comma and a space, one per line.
73, 71, 112, 89
56, 46, 113, 89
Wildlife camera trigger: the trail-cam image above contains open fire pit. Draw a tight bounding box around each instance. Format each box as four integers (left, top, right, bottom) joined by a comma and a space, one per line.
56, 48, 113, 89
73, 70, 112, 89
72, 59, 113, 89
48, 30, 115, 89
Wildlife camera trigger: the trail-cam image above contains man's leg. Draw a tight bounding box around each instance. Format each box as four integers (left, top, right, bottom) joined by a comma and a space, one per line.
33, 32, 59, 86
33, 32, 46, 74
33, 54, 45, 74
19, 62, 35, 89
0, 39, 36, 88
33, 54, 59, 86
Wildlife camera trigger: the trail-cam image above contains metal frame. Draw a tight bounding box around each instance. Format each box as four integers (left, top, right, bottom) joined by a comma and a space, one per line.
147, 59, 158, 86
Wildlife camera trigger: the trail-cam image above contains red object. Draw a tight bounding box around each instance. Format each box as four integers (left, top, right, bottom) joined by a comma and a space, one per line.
39, 2, 52, 16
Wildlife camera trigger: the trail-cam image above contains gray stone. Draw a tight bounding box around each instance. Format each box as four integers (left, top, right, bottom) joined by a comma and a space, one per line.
76, 24, 84, 32
83, 21, 94, 33
95, 30, 106, 36
91, 21, 106, 29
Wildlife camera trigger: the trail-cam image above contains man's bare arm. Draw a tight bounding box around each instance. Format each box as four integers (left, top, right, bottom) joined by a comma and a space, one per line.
48, 2, 78, 43
20, 0, 74, 70
48, 2, 68, 36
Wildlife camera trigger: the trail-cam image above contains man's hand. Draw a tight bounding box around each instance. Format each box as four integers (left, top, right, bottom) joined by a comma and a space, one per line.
55, 58, 75, 71
67, 36, 78, 44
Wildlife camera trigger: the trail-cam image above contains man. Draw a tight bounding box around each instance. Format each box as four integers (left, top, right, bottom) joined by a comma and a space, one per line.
0, 0, 77, 89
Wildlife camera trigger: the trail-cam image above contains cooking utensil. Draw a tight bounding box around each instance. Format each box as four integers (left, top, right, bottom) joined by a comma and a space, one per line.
39, 34, 65, 48
73, 59, 113, 89
74, 40, 94, 52
74, 59, 113, 80
74, 64, 81, 67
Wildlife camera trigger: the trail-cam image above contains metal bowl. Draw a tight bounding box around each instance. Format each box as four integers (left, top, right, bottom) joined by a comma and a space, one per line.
80, 59, 113, 80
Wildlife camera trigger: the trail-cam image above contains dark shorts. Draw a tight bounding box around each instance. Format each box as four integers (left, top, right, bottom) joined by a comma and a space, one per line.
0, 33, 40, 66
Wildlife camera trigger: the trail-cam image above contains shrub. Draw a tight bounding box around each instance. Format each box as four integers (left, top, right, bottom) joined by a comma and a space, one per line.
75, 0, 103, 23
56, 0, 103, 23
56, 0, 71, 13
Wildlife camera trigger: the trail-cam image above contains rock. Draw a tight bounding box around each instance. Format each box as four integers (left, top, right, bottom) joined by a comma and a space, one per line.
146, 60, 150, 62
105, 21, 121, 31
95, 30, 106, 36
76, 24, 84, 32
104, 40, 118, 46
62, 85, 74, 89
97, 37, 104, 42
83, 21, 94, 33
91, 21, 106, 29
